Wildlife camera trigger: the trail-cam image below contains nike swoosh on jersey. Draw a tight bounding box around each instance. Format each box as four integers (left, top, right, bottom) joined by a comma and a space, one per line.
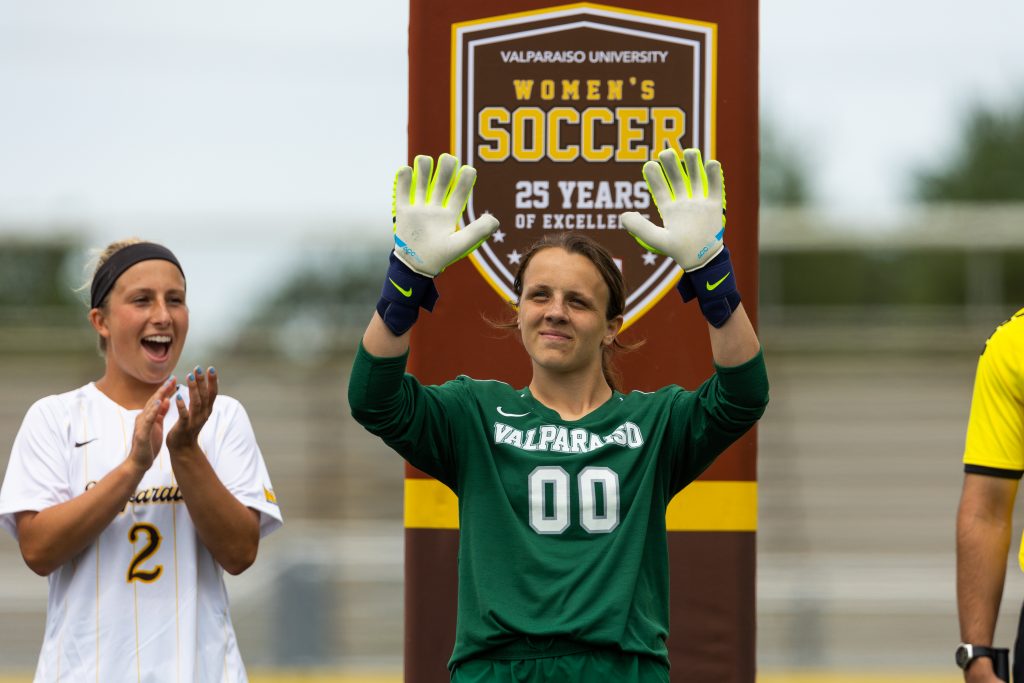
389, 278, 413, 298
706, 272, 731, 291
74, 438, 99, 448
496, 407, 530, 418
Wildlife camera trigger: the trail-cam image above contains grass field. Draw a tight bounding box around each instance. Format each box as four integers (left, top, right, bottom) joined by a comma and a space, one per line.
241, 674, 965, 683
0, 672, 967, 683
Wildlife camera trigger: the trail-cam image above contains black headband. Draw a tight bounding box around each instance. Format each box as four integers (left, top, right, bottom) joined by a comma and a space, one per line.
90, 242, 185, 309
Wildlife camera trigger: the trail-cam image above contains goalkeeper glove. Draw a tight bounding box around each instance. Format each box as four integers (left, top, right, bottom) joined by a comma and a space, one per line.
620, 148, 739, 328
377, 153, 499, 336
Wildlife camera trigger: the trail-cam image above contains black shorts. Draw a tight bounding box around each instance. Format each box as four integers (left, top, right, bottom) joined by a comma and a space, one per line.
1015, 600, 1024, 681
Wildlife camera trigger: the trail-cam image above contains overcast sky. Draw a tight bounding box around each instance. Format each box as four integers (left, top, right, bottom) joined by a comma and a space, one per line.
763, 0, 1024, 216
3, 1, 1024, 226
2, 0, 1023, 348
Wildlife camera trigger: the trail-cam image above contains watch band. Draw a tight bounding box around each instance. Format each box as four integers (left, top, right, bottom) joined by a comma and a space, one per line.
956, 643, 999, 670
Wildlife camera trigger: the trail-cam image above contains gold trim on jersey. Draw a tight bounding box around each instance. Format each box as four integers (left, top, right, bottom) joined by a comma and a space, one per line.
172, 499, 181, 683
403, 478, 757, 531
95, 540, 101, 683
115, 407, 142, 683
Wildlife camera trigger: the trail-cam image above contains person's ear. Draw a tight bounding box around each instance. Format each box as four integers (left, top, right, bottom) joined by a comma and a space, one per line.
89, 308, 110, 342
604, 315, 624, 346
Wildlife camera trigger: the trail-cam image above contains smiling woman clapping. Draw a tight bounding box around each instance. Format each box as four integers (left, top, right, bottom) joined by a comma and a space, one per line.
0, 239, 283, 682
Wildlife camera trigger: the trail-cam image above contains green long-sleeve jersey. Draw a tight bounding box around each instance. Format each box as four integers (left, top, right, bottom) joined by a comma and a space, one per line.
348, 345, 768, 671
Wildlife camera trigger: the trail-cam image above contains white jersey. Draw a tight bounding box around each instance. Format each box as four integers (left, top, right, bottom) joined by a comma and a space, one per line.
0, 383, 283, 683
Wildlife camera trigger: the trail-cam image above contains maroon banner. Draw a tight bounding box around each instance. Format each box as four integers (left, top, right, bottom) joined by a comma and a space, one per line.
406, 2, 758, 681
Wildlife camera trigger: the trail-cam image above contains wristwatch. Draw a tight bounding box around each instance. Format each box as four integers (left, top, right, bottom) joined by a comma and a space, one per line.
956, 642, 999, 670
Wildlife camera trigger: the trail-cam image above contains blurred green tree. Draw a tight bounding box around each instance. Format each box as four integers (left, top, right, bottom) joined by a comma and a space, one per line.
0, 236, 96, 355
915, 98, 1024, 200
229, 246, 384, 357
760, 116, 814, 206
0, 238, 84, 314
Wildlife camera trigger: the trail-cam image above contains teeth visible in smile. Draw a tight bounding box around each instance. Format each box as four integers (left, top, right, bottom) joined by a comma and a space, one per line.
143, 335, 171, 343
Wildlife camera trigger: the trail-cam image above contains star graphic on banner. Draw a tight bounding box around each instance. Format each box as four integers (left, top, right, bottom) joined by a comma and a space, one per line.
507, 249, 522, 265
492, 229, 506, 243
642, 251, 658, 266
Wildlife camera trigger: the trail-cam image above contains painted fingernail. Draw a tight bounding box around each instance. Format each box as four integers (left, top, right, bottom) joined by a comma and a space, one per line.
176, 393, 183, 402
195, 366, 203, 376
209, 367, 216, 376
187, 373, 195, 382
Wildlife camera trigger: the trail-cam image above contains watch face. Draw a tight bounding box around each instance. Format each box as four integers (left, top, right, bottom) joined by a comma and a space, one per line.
956, 644, 972, 669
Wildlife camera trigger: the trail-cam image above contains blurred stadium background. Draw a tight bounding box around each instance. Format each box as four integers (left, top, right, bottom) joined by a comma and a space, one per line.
4, 2, 1024, 680
2, 201, 1023, 682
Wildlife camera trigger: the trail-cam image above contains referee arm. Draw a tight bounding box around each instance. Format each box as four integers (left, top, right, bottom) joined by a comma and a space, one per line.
957, 471, 1018, 682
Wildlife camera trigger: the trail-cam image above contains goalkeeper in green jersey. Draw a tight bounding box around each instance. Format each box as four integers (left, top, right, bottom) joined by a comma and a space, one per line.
350, 149, 768, 682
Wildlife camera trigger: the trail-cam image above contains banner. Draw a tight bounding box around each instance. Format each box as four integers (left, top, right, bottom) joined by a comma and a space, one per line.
407, 2, 759, 681
453, 6, 716, 329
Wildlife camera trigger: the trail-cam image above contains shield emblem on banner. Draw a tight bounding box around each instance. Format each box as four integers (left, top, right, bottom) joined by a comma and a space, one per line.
452, 4, 716, 330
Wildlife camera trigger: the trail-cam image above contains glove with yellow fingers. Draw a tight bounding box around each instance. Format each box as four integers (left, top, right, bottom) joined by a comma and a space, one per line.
377, 153, 500, 336
620, 148, 739, 328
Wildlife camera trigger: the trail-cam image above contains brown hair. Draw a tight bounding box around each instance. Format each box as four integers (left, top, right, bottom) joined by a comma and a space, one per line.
501, 232, 641, 391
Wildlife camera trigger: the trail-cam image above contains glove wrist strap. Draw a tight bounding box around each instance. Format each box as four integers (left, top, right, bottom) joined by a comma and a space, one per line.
677, 246, 740, 328
376, 252, 439, 336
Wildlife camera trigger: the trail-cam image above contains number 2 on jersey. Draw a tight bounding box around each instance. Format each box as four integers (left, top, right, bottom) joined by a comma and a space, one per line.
529, 466, 619, 535
127, 523, 164, 583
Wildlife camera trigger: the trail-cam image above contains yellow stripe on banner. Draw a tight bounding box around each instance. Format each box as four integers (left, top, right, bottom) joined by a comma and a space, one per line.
758, 675, 963, 683
405, 479, 757, 531
404, 479, 459, 529
666, 481, 757, 532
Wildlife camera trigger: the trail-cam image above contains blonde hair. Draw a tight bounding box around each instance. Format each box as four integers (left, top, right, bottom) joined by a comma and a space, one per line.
80, 237, 145, 354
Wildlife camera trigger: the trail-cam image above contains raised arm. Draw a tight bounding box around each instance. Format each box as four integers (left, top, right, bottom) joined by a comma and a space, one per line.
621, 148, 760, 367
362, 153, 498, 357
